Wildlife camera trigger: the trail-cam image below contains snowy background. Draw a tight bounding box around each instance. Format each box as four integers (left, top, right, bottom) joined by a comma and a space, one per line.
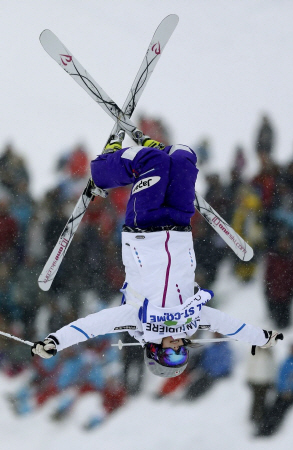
1, 1, 293, 449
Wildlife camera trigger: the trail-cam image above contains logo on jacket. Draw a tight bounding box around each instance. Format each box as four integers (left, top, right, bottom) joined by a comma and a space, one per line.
132, 176, 160, 194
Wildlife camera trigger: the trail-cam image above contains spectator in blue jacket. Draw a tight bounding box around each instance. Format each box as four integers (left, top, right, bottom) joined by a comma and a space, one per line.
184, 332, 234, 400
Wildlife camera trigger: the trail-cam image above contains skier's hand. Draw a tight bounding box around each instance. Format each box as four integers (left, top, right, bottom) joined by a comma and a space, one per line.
261, 330, 284, 348
31, 338, 57, 359
251, 330, 284, 355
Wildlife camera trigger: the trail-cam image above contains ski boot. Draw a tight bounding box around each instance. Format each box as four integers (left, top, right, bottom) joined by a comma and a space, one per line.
104, 130, 125, 153
132, 129, 165, 149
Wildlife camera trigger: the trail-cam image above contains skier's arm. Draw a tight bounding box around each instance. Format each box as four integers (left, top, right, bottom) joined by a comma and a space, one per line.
199, 306, 268, 346
32, 305, 140, 358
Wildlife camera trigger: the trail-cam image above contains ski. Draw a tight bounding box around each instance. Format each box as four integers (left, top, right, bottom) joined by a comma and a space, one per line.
38, 15, 179, 291
39, 27, 254, 262
194, 192, 254, 261
39, 15, 179, 140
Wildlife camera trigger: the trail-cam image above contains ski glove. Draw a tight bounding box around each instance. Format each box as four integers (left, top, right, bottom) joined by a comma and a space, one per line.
251, 330, 284, 355
31, 336, 58, 359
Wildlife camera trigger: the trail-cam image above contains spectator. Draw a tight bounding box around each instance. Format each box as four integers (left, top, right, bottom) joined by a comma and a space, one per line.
231, 185, 264, 282
137, 115, 171, 145
7, 353, 61, 415
251, 151, 280, 247
10, 180, 35, 263
255, 115, 275, 156
225, 168, 244, 223
184, 334, 234, 400
232, 145, 247, 176
0, 188, 18, 268
272, 179, 293, 231
0, 263, 22, 323
66, 144, 89, 179
0, 143, 29, 194
256, 344, 293, 437
195, 139, 211, 166
246, 348, 275, 426
121, 333, 144, 396
51, 337, 127, 430
264, 235, 293, 329
192, 214, 222, 286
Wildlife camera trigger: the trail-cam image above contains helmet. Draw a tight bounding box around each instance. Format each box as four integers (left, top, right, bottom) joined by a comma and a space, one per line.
144, 342, 189, 378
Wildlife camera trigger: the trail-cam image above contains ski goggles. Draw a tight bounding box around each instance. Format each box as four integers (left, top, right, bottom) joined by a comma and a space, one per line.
146, 343, 189, 368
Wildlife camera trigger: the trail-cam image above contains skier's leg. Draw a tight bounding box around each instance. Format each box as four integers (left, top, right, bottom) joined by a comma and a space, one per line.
126, 146, 199, 227
91, 147, 170, 192
91, 148, 137, 189
92, 146, 171, 227
164, 145, 198, 214
124, 148, 171, 227
91, 145, 198, 228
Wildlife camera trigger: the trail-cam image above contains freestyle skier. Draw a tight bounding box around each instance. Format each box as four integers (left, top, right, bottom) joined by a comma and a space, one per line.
32, 133, 283, 377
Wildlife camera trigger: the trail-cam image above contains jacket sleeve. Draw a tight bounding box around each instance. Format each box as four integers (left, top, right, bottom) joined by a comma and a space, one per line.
48, 304, 140, 351
199, 306, 267, 346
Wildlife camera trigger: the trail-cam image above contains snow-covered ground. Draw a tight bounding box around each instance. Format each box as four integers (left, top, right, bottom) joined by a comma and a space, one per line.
1, 259, 292, 450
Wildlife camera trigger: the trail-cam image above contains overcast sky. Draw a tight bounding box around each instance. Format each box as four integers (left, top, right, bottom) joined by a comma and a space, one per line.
2, 1, 293, 196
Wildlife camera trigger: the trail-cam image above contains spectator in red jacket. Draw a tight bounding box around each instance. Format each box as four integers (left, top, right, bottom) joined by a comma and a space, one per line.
264, 234, 293, 328
0, 189, 18, 266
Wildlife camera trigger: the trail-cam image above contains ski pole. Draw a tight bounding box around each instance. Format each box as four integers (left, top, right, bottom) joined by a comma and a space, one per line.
0, 330, 34, 347
112, 338, 234, 350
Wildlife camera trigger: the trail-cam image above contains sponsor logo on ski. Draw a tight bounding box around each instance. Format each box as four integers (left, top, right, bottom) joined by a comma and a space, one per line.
60, 54, 72, 66
132, 176, 160, 194
43, 238, 69, 283
212, 217, 247, 254
151, 42, 161, 55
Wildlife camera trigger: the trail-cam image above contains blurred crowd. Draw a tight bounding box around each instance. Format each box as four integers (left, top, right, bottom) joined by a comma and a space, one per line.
0, 113, 293, 434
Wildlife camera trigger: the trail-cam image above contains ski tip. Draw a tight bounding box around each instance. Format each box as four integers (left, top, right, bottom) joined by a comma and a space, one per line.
163, 13, 179, 20
38, 277, 52, 292
169, 14, 179, 23
242, 246, 254, 262
39, 29, 51, 40
162, 14, 179, 29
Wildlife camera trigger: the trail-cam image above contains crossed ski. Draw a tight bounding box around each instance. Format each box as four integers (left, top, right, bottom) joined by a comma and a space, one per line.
38, 15, 179, 290
38, 15, 253, 292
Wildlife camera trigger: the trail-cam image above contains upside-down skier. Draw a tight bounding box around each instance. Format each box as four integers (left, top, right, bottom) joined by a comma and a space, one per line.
32, 133, 283, 377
